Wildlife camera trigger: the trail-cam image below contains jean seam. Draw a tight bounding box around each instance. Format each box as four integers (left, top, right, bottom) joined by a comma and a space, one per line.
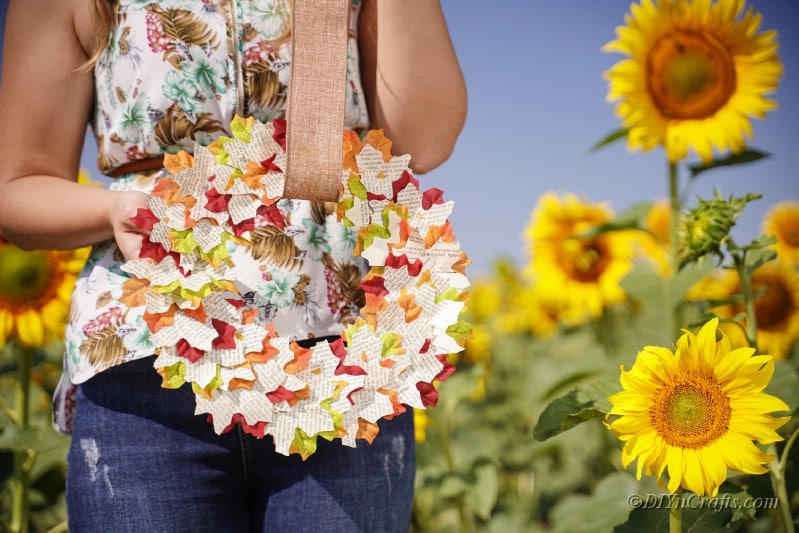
237, 425, 252, 488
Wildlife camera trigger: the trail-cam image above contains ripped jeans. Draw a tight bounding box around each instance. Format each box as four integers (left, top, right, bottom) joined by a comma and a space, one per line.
66, 356, 415, 532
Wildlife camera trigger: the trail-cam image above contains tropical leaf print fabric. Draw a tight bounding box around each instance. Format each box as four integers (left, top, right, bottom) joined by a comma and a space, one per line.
92, 0, 367, 173
62, 0, 370, 400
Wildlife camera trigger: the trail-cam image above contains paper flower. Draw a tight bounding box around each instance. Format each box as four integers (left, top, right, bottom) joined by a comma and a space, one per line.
123, 116, 470, 458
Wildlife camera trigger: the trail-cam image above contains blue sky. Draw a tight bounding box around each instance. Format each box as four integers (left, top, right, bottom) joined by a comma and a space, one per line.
433, 0, 799, 276
2, 1, 797, 276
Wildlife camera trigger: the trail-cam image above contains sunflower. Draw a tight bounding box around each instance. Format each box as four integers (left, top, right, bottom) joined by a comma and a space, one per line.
524, 193, 635, 325
413, 408, 429, 443
697, 262, 799, 359
0, 237, 88, 349
607, 318, 789, 497
634, 199, 673, 276
763, 200, 799, 266
603, 0, 782, 163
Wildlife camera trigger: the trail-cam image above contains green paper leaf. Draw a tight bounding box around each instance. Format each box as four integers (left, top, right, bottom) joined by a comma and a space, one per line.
435, 287, 467, 304
445, 319, 473, 348
380, 332, 404, 357
213, 137, 233, 165
160, 361, 187, 389
348, 175, 368, 201
230, 116, 252, 143
361, 223, 391, 250
169, 228, 199, 253
290, 428, 318, 459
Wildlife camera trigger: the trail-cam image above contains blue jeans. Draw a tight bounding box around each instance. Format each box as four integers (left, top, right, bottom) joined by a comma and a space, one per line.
66, 357, 415, 532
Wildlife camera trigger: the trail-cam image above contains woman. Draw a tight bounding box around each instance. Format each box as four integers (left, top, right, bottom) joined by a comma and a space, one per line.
0, 0, 467, 530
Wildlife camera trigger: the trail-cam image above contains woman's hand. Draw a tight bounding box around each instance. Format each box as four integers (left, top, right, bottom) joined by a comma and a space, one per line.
111, 191, 152, 260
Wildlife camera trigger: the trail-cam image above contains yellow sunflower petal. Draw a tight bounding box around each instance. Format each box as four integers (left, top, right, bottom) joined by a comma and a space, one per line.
604, 0, 782, 162
608, 316, 789, 493
16, 310, 45, 347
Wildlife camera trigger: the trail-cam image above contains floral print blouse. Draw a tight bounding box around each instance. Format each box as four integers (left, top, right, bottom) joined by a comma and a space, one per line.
63, 0, 370, 397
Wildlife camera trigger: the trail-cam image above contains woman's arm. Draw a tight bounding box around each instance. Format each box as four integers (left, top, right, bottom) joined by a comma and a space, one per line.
359, 0, 467, 174
0, 0, 148, 257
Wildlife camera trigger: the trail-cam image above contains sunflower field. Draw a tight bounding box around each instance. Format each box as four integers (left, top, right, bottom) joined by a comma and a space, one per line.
411, 1, 798, 531
0, 1, 797, 532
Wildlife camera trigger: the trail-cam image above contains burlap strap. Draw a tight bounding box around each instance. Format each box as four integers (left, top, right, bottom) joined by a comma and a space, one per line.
283, 0, 351, 202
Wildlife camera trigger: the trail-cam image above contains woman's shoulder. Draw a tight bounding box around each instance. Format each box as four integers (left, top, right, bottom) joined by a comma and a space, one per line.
71, 0, 112, 61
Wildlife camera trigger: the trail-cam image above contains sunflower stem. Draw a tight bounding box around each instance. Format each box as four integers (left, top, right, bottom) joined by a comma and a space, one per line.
9, 343, 32, 533
732, 252, 759, 348
769, 426, 798, 533
669, 487, 683, 533
668, 161, 684, 340
432, 407, 475, 533
778, 425, 799, 475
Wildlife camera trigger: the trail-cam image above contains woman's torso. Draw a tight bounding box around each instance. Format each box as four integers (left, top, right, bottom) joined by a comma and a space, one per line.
64, 0, 370, 387
93, 0, 368, 173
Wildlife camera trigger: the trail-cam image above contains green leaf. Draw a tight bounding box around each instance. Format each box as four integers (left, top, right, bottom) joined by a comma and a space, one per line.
582, 201, 653, 237
533, 377, 620, 441
765, 361, 799, 413
743, 248, 777, 273
589, 127, 629, 152
438, 472, 467, 499
688, 149, 770, 179
0, 426, 60, 454
671, 258, 716, 302
550, 473, 639, 533
464, 459, 499, 520
434, 364, 485, 413
614, 506, 669, 532
540, 370, 604, 401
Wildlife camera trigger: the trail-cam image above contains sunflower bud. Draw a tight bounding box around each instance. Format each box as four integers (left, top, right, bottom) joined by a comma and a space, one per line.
680, 192, 761, 267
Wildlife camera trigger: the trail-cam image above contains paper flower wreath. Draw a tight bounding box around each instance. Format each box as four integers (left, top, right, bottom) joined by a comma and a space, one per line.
122, 116, 471, 458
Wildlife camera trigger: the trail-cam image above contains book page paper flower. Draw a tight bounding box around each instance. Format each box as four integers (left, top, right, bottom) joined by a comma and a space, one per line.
122, 117, 470, 458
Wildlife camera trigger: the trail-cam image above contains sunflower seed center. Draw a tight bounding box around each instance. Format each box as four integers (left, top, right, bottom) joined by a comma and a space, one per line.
0, 246, 54, 307
650, 372, 731, 448
647, 31, 736, 120
560, 238, 611, 283
753, 276, 793, 329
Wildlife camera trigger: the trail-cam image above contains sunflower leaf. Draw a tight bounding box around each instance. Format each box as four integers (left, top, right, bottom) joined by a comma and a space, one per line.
0, 426, 62, 454
463, 458, 499, 520
582, 201, 653, 236
589, 127, 629, 152
765, 361, 799, 412
743, 247, 777, 273
550, 472, 638, 533
533, 377, 620, 441
688, 149, 770, 179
